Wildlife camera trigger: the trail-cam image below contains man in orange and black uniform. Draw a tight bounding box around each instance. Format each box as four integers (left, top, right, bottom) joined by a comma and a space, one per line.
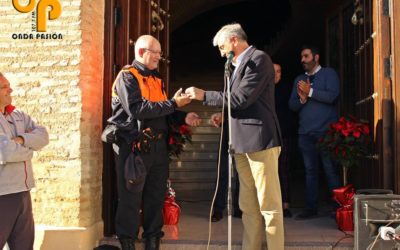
108, 35, 201, 250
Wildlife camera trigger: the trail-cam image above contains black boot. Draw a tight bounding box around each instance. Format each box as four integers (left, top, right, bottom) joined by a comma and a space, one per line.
145, 237, 160, 250
119, 238, 136, 250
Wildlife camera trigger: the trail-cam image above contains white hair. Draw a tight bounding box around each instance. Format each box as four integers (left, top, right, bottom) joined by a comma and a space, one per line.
212, 23, 248, 47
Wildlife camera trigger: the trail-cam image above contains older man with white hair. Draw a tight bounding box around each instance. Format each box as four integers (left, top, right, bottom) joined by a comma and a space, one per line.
185, 23, 284, 250
108, 35, 201, 250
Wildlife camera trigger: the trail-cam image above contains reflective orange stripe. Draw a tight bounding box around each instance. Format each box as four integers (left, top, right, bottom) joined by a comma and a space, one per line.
129, 67, 167, 102
111, 67, 167, 102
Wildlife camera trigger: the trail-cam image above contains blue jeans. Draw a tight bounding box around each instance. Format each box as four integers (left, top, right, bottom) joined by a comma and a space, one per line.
298, 133, 340, 211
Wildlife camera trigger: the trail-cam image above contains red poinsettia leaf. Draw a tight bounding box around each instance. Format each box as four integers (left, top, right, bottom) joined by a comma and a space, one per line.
362, 125, 370, 135
353, 130, 361, 138
341, 129, 350, 137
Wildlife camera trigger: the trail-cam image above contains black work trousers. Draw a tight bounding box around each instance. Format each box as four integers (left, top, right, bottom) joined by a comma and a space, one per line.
114, 138, 168, 240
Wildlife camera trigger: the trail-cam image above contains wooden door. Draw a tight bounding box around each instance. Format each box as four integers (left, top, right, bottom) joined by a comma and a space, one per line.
102, 0, 170, 236
326, 0, 382, 189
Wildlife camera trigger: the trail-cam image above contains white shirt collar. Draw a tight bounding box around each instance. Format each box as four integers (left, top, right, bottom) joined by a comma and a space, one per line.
232, 45, 253, 67
305, 65, 321, 76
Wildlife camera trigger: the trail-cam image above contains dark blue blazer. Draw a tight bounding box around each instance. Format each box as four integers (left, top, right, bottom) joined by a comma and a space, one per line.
204, 47, 282, 154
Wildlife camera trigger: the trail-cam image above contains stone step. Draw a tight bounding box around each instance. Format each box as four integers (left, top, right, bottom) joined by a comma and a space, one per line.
169, 168, 216, 180
170, 164, 216, 172
175, 151, 218, 161
183, 142, 220, 151
169, 178, 216, 191
168, 97, 223, 199
170, 159, 217, 169
191, 126, 220, 134
192, 134, 219, 142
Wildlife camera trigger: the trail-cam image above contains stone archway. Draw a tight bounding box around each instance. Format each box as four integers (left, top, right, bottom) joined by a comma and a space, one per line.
170, 0, 248, 31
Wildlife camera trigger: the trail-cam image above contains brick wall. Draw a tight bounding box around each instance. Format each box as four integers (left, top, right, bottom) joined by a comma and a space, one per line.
0, 0, 104, 229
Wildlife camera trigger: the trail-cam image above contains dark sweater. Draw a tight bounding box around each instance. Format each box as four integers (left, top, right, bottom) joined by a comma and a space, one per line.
288, 67, 339, 135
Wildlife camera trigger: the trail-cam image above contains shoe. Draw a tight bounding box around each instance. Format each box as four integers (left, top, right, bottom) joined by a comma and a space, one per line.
94, 244, 120, 250
211, 211, 223, 222
145, 237, 160, 250
233, 210, 242, 218
283, 208, 292, 218
295, 209, 318, 220
119, 238, 136, 250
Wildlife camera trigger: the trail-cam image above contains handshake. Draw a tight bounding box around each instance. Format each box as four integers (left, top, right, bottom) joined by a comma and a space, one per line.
173, 87, 205, 108
173, 87, 222, 128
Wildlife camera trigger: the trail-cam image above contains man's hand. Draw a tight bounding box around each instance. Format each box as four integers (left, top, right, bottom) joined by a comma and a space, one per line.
185, 112, 202, 127
297, 79, 311, 95
297, 85, 308, 103
185, 87, 205, 101
173, 88, 191, 107
210, 112, 223, 127
12, 136, 24, 145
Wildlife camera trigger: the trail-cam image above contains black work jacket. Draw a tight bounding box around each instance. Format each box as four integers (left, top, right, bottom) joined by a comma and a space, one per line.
108, 60, 186, 144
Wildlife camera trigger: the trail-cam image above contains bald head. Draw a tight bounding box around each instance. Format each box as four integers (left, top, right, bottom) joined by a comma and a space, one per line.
0, 73, 9, 87
0, 72, 13, 112
134, 35, 162, 70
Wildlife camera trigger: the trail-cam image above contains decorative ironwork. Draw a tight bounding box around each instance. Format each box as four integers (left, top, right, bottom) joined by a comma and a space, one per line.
352, 0, 364, 25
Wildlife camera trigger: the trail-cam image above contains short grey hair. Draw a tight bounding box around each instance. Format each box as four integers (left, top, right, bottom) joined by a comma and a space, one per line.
212, 23, 248, 47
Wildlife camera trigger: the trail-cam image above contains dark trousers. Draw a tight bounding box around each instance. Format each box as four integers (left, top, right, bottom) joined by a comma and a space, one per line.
213, 130, 240, 213
0, 191, 34, 250
298, 133, 341, 211
114, 139, 168, 239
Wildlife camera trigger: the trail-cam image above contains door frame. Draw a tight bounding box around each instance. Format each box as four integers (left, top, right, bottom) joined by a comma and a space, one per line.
102, 0, 117, 236
391, 0, 400, 193
373, 0, 393, 190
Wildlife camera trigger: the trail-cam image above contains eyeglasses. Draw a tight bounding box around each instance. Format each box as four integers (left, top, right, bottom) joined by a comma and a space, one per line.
143, 48, 163, 56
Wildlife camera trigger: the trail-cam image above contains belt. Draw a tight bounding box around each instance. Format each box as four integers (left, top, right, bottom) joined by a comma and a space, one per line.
136, 128, 165, 153
142, 128, 165, 140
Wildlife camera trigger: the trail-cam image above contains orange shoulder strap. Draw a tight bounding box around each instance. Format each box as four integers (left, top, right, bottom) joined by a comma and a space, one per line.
128, 67, 167, 102
111, 67, 168, 102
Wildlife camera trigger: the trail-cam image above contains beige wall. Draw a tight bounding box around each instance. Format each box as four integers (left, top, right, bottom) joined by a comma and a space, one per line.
0, 0, 105, 249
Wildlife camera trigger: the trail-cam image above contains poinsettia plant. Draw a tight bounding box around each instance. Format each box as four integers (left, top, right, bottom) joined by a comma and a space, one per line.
167, 120, 193, 162
318, 116, 370, 168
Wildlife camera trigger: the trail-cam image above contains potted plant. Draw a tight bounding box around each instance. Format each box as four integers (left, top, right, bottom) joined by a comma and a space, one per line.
318, 116, 370, 185
167, 120, 193, 162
